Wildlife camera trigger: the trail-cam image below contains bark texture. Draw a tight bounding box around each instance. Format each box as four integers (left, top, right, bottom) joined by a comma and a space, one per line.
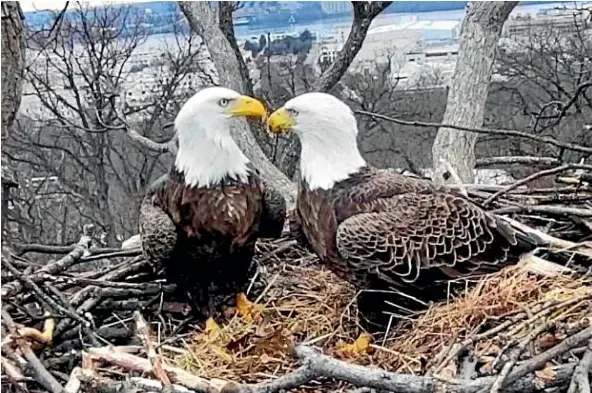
179, 1, 297, 209
431, 2, 517, 184
1, 2, 26, 244
1, 2, 25, 139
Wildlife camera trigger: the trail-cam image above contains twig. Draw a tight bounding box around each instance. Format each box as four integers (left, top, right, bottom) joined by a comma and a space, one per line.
355, 110, 592, 154
475, 156, 561, 167
134, 311, 173, 392
566, 338, 592, 393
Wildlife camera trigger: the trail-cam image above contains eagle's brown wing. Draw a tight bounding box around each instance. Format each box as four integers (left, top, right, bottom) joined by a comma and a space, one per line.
259, 181, 287, 239
334, 172, 526, 285
139, 174, 178, 269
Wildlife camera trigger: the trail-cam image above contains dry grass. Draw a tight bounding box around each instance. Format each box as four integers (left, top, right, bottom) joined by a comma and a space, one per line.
164, 244, 591, 389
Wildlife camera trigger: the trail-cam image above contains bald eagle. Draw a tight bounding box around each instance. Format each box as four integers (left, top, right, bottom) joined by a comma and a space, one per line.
139, 87, 286, 332
267, 93, 543, 345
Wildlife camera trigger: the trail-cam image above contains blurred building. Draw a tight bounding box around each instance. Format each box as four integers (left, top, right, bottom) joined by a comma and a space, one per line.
320, 2, 352, 15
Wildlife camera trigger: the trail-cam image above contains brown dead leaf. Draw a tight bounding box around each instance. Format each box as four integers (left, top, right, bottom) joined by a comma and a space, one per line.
534, 365, 557, 389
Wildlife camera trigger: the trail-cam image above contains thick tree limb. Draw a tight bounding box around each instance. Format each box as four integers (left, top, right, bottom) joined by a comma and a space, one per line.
1, 2, 26, 136
431, 2, 518, 184
1, 2, 26, 244
311, 2, 392, 92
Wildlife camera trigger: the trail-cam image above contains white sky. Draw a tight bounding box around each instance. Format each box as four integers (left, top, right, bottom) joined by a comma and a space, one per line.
20, 0, 149, 12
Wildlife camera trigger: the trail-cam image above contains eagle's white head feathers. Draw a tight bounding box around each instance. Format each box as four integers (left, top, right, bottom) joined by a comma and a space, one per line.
174, 87, 266, 188
267, 92, 366, 190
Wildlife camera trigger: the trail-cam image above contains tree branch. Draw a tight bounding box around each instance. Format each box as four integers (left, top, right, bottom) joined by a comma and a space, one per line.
218, 1, 253, 96
475, 156, 561, 167
312, 2, 392, 92
355, 110, 592, 154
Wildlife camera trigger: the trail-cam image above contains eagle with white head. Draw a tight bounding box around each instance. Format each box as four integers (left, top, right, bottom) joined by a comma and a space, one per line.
267, 92, 544, 353
139, 87, 286, 333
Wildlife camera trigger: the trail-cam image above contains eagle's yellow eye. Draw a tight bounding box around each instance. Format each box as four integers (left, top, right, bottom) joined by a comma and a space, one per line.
219, 98, 230, 107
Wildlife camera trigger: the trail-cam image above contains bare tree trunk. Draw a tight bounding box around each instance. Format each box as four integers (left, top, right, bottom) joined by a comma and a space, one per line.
1, 2, 26, 244
179, 1, 297, 209
431, 2, 517, 184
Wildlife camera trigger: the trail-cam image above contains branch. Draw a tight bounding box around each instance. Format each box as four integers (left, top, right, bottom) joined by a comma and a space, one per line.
355, 110, 592, 154
134, 311, 173, 392
218, 1, 253, 96
312, 2, 392, 92
84, 347, 228, 392
84, 341, 583, 393
567, 339, 592, 393
125, 125, 176, 154
492, 205, 592, 218
475, 156, 561, 167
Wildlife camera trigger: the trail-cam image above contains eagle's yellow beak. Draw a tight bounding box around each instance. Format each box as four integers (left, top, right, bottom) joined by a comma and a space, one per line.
229, 95, 267, 119
267, 107, 295, 135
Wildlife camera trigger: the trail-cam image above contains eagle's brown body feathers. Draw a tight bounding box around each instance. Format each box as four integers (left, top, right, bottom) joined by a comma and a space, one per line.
140, 169, 285, 319
297, 167, 540, 329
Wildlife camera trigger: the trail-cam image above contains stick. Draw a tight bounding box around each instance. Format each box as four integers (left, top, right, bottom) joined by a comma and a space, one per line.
134, 311, 173, 392
566, 338, 592, 393
84, 346, 228, 392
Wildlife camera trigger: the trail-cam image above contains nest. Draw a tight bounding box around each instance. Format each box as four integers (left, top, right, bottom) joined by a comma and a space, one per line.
160, 245, 591, 391
2, 177, 591, 392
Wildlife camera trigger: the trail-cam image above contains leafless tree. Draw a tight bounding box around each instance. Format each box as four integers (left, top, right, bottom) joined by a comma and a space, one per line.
432, 2, 518, 184
4, 3, 206, 245
478, 4, 591, 185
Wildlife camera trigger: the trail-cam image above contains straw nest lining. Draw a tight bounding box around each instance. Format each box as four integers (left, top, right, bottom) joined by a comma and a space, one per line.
167, 242, 592, 390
